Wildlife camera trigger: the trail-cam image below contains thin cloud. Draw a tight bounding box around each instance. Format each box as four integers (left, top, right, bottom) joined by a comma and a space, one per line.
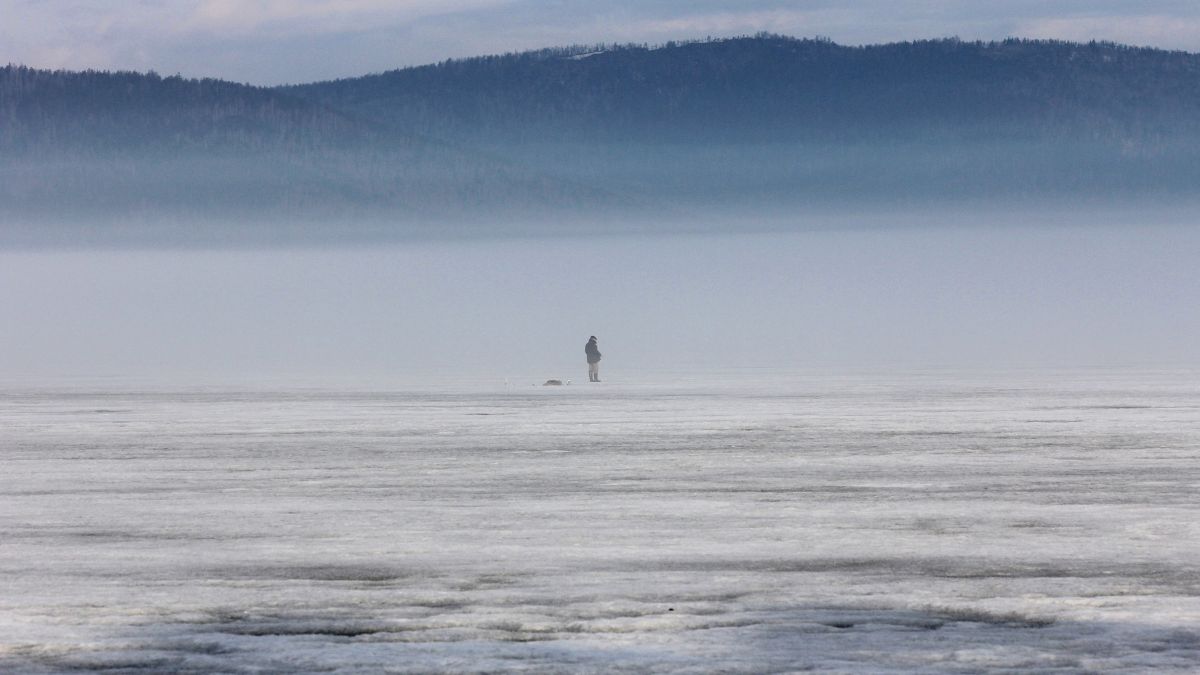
630, 9, 831, 37
182, 0, 514, 36
1018, 14, 1200, 50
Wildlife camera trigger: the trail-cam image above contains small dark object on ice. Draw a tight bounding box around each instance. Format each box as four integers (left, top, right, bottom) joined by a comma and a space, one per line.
543, 379, 564, 386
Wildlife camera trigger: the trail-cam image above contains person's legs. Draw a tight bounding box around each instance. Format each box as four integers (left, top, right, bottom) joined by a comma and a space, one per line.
588, 362, 599, 382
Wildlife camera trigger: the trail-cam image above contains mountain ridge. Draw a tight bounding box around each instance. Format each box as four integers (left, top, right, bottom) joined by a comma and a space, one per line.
4, 35, 1200, 242
286, 35, 1200, 144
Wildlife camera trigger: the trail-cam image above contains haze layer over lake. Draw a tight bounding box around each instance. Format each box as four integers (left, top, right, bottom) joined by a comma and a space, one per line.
3, 221, 1198, 381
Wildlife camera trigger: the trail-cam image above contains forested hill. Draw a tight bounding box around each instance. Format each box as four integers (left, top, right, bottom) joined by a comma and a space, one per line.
0, 66, 364, 154
288, 36, 1200, 145
291, 36, 1200, 217
5, 36, 1200, 242
0, 65, 593, 235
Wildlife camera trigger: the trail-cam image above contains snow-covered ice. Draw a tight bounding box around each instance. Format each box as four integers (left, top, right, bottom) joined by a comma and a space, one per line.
1, 370, 1198, 673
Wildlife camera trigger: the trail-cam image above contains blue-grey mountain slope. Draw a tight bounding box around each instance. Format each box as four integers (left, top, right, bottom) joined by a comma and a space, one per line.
5, 36, 1200, 243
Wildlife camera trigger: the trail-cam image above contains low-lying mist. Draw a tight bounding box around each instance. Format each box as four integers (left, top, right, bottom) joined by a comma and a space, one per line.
2, 216, 1197, 383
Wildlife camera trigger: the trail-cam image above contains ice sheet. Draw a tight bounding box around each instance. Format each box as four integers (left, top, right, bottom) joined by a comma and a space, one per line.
1, 370, 1198, 672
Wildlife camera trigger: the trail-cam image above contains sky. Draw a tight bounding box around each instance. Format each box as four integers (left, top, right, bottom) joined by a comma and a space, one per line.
5, 1, 1200, 84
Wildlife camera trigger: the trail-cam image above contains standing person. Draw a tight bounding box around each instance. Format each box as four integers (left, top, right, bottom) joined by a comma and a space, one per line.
585, 336, 602, 382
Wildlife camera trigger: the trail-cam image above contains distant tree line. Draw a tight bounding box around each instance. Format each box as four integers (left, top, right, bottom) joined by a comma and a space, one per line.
3, 35, 1200, 233
287, 36, 1200, 146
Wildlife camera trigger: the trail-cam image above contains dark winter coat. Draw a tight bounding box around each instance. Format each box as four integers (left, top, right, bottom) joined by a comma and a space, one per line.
585, 340, 601, 364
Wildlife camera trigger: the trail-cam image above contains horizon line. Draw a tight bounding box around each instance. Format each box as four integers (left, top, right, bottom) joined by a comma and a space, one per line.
5, 33, 1197, 89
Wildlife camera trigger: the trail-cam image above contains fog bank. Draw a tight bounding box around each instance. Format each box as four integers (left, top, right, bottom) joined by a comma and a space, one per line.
2, 223, 1197, 382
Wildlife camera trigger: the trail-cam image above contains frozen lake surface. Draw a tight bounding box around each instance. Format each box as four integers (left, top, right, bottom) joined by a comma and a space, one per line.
2, 370, 1199, 673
